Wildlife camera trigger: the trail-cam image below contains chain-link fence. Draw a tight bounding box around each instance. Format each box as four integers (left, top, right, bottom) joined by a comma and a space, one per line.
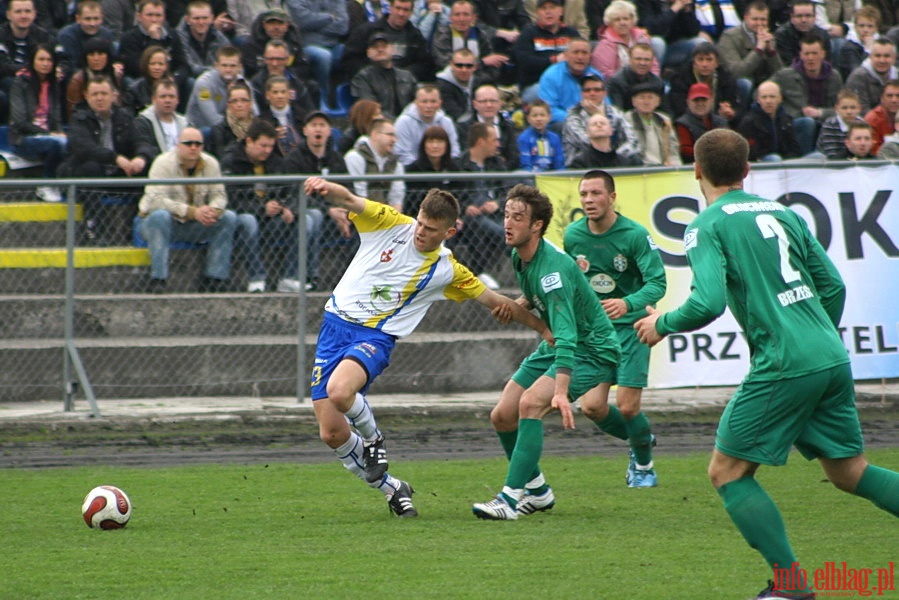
0, 171, 544, 409
5, 161, 896, 409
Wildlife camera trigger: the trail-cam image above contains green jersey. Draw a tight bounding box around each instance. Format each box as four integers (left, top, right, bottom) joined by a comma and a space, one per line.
563, 213, 667, 324
512, 238, 620, 371
657, 190, 848, 381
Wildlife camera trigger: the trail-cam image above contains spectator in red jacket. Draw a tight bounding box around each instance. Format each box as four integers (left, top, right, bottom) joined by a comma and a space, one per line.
864, 79, 899, 154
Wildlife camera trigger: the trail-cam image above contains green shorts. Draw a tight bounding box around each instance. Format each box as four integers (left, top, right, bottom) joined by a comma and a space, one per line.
615, 324, 650, 389
511, 340, 617, 401
715, 363, 864, 466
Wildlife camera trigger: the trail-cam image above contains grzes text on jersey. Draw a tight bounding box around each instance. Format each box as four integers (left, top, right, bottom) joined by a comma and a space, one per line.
777, 284, 814, 307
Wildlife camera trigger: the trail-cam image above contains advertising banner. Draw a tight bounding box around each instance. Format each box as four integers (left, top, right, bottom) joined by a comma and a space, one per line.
537, 164, 899, 387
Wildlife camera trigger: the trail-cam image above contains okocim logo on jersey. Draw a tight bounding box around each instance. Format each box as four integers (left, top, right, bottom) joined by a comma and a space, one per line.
772, 561, 895, 597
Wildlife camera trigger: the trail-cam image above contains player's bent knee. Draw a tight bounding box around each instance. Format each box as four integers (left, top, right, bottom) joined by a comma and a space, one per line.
580, 401, 609, 421
519, 392, 549, 419
707, 452, 758, 489
318, 424, 348, 448
490, 405, 517, 430
618, 403, 641, 419
821, 455, 868, 493
324, 385, 355, 411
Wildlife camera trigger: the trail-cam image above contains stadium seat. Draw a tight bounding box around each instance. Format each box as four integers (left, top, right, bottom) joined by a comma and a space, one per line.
322, 83, 354, 118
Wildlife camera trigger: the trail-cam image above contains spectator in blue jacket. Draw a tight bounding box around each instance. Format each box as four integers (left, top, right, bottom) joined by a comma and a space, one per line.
518, 99, 566, 171
537, 37, 603, 128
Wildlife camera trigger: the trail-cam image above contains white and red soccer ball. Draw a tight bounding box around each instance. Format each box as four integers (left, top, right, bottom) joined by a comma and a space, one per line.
82, 485, 132, 529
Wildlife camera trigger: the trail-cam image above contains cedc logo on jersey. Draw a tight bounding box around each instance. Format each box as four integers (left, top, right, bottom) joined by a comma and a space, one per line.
380, 249, 394, 263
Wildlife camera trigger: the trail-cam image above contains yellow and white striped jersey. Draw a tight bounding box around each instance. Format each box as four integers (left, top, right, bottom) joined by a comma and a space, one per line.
324, 200, 486, 338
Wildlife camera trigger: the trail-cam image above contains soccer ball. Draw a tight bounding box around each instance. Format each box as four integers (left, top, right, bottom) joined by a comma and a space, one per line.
82, 485, 132, 529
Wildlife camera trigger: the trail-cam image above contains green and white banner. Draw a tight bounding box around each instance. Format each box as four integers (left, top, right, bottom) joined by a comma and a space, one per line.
537, 163, 899, 387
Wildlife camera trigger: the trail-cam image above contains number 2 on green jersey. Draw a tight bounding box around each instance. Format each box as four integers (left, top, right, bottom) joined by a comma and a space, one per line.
756, 214, 801, 284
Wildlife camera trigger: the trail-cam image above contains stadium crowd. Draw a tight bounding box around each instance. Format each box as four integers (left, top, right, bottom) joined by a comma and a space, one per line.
5, 0, 899, 290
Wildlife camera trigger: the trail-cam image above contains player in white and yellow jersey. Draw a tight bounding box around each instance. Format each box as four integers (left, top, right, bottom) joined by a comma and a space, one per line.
303, 176, 553, 518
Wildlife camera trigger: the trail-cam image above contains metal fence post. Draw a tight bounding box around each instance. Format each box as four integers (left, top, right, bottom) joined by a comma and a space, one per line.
296, 177, 308, 403
62, 182, 100, 417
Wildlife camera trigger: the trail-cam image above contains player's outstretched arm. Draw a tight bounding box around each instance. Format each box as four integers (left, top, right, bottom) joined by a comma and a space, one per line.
476, 289, 554, 346
304, 176, 366, 214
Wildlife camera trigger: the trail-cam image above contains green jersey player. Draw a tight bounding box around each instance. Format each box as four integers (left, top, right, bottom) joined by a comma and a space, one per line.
564, 169, 666, 487
635, 130, 899, 600
473, 184, 621, 521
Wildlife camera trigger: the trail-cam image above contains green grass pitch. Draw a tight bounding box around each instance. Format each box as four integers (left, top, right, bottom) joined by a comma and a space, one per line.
2, 450, 897, 599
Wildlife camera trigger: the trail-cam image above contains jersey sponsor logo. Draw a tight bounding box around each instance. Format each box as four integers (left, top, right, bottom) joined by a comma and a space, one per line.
590, 273, 616, 294
370, 285, 402, 311
357, 342, 378, 358
541, 272, 562, 293
684, 229, 698, 252
380, 248, 394, 263
646, 235, 658, 250
575, 254, 589, 272
613, 254, 628, 272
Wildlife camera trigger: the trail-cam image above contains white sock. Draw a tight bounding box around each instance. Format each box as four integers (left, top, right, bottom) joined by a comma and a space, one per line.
501, 486, 524, 504
333, 434, 396, 491
378, 474, 402, 497
345, 393, 381, 442
636, 460, 654, 471
525, 472, 546, 490
334, 432, 370, 483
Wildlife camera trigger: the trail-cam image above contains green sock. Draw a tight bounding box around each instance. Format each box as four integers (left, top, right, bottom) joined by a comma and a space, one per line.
854, 464, 899, 517
505, 419, 543, 490
497, 428, 542, 484
496, 430, 517, 461
718, 477, 807, 591
625, 412, 654, 466
593, 405, 628, 440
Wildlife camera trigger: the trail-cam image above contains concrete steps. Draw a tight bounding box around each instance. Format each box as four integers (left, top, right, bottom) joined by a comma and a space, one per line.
1, 294, 537, 401
2, 195, 529, 401
1, 330, 537, 400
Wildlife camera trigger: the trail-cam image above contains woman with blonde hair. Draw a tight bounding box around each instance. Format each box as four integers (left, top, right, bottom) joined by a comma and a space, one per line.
591, 0, 659, 80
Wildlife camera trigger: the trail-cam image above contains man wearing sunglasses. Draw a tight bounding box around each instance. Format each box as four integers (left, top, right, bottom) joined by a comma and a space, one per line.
435, 48, 479, 121
431, 0, 508, 84
137, 127, 237, 293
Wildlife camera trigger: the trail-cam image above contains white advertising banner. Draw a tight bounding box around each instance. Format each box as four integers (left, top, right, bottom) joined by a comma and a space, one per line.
537, 164, 899, 388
